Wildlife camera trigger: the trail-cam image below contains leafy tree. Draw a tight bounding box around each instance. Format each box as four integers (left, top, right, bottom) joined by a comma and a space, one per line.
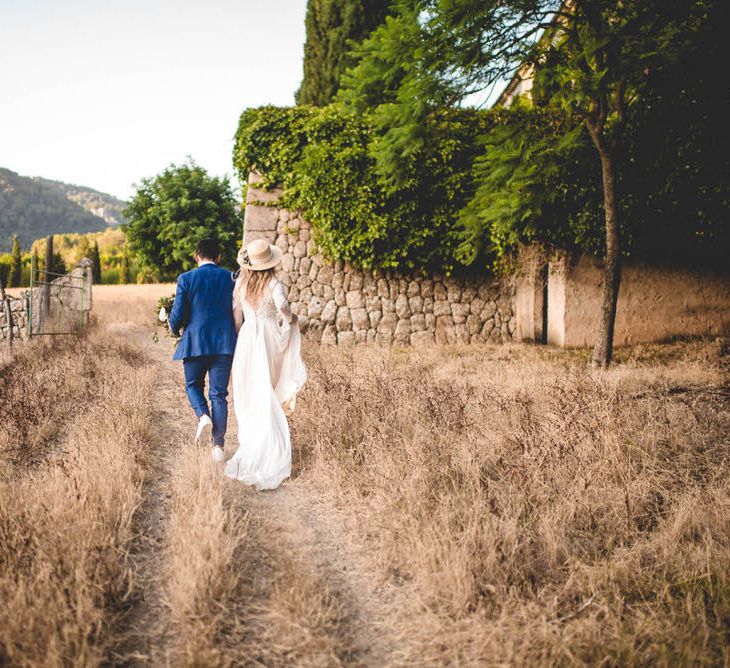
89, 241, 102, 283
296, 0, 394, 106
123, 160, 241, 279
340, 0, 710, 367
119, 247, 131, 284
8, 235, 21, 288
75, 237, 91, 266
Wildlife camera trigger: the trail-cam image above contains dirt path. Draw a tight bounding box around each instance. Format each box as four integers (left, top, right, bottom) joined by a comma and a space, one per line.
117, 330, 398, 665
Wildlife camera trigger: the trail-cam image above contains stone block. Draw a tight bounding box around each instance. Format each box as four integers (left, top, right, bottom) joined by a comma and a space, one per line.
346, 290, 365, 309
466, 314, 481, 336
321, 324, 337, 345
245, 204, 278, 232
377, 312, 397, 335
322, 285, 335, 301
338, 331, 356, 346
394, 319, 411, 342
410, 314, 426, 332
293, 240, 307, 258
300, 257, 312, 275
451, 302, 470, 324
312, 282, 323, 297
335, 288, 346, 306
434, 282, 447, 300
308, 296, 325, 319
421, 281, 434, 298
407, 281, 420, 297
410, 331, 435, 346
335, 306, 352, 331
433, 300, 451, 317
349, 273, 363, 290
377, 279, 389, 298
381, 298, 395, 314
317, 265, 334, 284
480, 301, 497, 320
395, 294, 411, 319
296, 275, 312, 290
470, 298, 485, 316
309, 263, 319, 281
435, 315, 455, 344
351, 308, 369, 331
321, 300, 337, 324
408, 295, 423, 314
365, 296, 381, 311
369, 310, 382, 329
300, 287, 313, 302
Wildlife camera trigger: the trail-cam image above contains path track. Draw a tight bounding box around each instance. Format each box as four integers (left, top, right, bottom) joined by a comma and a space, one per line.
117, 330, 399, 665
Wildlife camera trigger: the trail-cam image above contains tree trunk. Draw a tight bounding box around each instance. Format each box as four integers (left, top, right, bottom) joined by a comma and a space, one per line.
592, 148, 621, 368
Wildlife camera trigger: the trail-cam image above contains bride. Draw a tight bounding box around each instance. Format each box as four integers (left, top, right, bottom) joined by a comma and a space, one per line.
224, 239, 307, 490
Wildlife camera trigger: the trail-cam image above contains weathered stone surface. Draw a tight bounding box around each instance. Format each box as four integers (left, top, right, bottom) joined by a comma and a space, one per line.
247, 186, 281, 204
245, 204, 278, 232
462, 286, 477, 302
435, 315, 455, 344
321, 324, 337, 345
381, 298, 395, 314
321, 300, 337, 324
434, 282, 447, 300
300, 257, 312, 275
293, 240, 307, 258
308, 296, 325, 319
408, 295, 423, 314
312, 281, 323, 297
410, 314, 426, 332
454, 324, 470, 344
481, 301, 497, 320
355, 330, 367, 344
395, 294, 411, 319
425, 313, 436, 330
333, 272, 345, 289
433, 300, 452, 317
335, 288, 346, 307
394, 319, 411, 343
300, 287, 313, 302
421, 281, 434, 299
335, 306, 352, 331
299, 227, 310, 242
296, 275, 312, 290
407, 281, 420, 297
351, 308, 369, 331
377, 279, 389, 298
466, 314, 481, 336
309, 263, 319, 281
377, 312, 397, 335
317, 265, 334, 284
275, 234, 289, 251
287, 217, 300, 232
346, 290, 365, 309
337, 331, 356, 345
470, 298, 485, 316
481, 318, 495, 338
447, 285, 462, 302
410, 330, 435, 346
451, 302, 470, 324
369, 310, 382, 329
279, 208, 290, 223
349, 273, 364, 291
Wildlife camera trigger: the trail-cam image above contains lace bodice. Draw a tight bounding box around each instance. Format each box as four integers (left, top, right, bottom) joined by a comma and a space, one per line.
233, 278, 292, 330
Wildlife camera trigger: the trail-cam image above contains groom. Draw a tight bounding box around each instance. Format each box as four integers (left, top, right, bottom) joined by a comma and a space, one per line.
168, 237, 238, 462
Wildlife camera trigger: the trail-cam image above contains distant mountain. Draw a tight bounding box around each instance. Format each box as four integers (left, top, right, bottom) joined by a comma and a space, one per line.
0, 168, 127, 252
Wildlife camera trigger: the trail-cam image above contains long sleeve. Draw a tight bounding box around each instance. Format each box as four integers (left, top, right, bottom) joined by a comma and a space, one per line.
272, 281, 294, 323
168, 274, 187, 336
232, 277, 244, 333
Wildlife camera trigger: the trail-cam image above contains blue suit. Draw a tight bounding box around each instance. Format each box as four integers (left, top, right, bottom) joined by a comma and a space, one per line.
169, 262, 238, 446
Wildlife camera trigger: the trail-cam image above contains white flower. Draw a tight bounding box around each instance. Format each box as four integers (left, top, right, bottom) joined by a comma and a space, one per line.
159, 306, 168, 322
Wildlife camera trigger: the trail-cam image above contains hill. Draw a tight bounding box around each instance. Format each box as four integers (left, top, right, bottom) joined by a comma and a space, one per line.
0, 167, 127, 251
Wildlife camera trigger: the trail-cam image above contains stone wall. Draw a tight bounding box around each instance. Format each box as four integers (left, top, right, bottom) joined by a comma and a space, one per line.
0, 295, 29, 342
546, 254, 730, 346
243, 173, 516, 345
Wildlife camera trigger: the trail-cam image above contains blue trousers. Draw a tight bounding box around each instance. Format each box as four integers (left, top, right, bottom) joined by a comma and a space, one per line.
183, 354, 233, 446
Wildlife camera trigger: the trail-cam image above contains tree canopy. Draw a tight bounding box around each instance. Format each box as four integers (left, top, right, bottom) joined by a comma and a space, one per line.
123, 161, 241, 279
296, 0, 394, 106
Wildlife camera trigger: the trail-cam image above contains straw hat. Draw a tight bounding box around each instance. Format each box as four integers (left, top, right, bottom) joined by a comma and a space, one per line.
237, 238, 283, 271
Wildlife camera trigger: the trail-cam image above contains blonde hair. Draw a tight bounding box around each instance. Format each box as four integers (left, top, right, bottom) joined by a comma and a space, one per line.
238, 267, 276, 308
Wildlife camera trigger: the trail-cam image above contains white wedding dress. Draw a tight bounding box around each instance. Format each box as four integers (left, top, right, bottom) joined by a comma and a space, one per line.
225, 278, 307, 490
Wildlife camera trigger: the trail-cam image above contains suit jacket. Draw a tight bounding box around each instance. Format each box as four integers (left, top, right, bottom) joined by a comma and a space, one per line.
168, 263, 237, 361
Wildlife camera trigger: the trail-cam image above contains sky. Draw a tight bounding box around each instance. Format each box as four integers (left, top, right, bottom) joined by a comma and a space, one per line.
0, 0, 307, 200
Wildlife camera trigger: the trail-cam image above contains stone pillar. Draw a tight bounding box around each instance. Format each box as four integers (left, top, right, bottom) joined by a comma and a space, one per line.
243, 171, 281, 245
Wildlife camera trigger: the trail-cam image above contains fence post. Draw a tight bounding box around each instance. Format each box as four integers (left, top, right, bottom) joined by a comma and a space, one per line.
0, 282, 12, 351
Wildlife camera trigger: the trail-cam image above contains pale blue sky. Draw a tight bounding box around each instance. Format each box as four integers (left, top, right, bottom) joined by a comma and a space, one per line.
0, 0, 307, 200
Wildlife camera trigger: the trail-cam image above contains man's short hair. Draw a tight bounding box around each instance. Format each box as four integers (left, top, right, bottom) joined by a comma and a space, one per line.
196, 238, 220, 261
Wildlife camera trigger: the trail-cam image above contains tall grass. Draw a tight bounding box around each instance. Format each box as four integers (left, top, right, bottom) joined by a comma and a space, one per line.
0, 331, 156, 665
294, 341, 730, 665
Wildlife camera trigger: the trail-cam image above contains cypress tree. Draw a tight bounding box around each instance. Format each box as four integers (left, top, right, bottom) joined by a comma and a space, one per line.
8, 235, 21, 288
90, 240, 102, 283
296, 0, 394, 106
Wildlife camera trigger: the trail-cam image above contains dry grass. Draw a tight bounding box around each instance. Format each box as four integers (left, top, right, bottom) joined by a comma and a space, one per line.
294, 339, 730, 665
91, 283, 175, 333
0, 330, 156, 665
163, 447, 349, 666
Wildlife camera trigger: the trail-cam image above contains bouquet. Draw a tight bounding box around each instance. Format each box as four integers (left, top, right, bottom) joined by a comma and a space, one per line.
153, 293, 179, 345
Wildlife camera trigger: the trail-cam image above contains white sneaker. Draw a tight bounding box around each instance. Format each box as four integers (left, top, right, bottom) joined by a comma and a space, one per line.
211, 445, 225, 462
195, 415, 213, 448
